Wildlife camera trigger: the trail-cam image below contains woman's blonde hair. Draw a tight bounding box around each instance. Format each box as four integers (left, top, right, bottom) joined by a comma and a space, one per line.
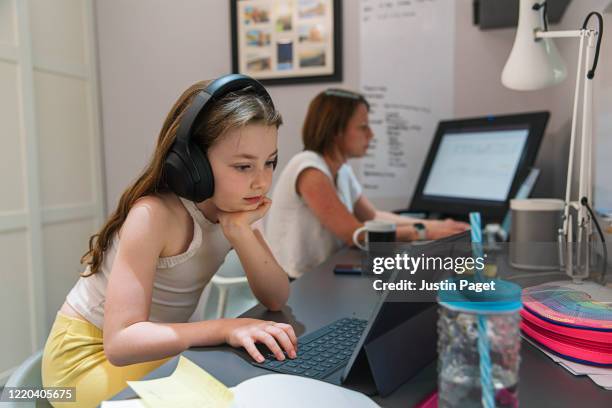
302, 88, 369, 154
81, 79, 282, 276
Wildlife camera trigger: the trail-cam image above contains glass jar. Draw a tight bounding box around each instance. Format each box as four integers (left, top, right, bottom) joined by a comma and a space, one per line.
437, 279, 522, 408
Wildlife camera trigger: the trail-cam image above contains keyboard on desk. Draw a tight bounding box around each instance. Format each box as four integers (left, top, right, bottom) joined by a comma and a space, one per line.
252, 317, 368, 379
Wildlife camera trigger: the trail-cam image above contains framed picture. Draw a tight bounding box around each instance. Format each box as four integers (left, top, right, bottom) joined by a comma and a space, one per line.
231, 0, 342, 85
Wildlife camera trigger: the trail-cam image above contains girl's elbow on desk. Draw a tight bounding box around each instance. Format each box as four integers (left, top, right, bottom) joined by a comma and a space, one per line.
103, 340, 134, 367
262, 298, 286, 312
252, 270, 290, 311
102, 322, 190, 367
258, 286, 289, 311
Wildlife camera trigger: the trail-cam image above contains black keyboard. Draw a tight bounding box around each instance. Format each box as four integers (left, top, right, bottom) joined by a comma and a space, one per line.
252, 317, 368, 379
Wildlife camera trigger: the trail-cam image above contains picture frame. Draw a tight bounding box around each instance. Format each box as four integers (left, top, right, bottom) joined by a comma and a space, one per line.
230, 0, 342, 85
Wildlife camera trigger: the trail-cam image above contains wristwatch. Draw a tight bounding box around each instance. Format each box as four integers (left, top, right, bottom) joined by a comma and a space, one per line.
414, 223, 427, 241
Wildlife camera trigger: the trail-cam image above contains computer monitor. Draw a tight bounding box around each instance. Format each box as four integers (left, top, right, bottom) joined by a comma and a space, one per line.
408, 111, 549, 223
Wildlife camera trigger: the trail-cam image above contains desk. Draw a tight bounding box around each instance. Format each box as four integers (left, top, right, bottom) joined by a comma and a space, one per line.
112, 248, 612, 407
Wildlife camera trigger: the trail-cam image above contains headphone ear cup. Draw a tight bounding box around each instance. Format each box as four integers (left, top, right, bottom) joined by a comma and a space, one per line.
163, 149, 196, 200
189, 142, 215, 202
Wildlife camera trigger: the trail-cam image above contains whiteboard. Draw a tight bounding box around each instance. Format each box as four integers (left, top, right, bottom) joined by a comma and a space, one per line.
359, 0, 455, 201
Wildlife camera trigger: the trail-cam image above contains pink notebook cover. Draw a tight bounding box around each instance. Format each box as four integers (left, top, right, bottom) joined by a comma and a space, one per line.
414, 391, 437, 408
521, 319, 612, 365
521, 308, 612, 342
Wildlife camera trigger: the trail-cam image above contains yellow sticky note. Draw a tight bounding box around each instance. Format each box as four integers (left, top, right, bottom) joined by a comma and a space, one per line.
127, 356, 234, 408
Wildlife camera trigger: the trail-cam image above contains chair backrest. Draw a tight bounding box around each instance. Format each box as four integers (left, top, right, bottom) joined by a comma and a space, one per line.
190, 250, 247, 321
214, 250, 247, 279
3, 350, 52, 407
5, 350, 43, 388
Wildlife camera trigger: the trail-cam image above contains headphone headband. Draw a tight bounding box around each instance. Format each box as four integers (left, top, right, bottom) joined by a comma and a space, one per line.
175, 74, 273, 146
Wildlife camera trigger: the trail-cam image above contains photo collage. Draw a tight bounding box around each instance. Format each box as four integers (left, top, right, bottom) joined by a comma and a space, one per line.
238, 0, 335, 80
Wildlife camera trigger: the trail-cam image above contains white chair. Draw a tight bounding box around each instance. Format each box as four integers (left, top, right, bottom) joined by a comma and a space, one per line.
210, 250, 250, 318
2, 350, 52, 407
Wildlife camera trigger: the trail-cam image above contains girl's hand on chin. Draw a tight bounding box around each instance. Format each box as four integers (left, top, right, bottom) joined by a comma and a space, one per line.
217, 197, 272, 238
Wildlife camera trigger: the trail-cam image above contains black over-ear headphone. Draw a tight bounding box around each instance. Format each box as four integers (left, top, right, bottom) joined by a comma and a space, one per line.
163, 74, 274, 202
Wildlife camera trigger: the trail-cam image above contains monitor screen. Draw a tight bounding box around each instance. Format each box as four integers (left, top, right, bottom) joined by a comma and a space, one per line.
422, 127, 529, 202
408, 111, 549, 222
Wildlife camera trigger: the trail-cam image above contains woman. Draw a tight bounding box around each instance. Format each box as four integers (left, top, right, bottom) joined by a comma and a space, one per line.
266, 89, 468, 279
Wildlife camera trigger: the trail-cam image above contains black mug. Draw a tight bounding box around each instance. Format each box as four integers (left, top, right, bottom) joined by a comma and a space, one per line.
352, 220, 397, 250
353, 221, 397, 275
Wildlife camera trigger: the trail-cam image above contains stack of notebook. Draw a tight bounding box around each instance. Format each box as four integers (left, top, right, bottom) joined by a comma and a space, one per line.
521, 281, 612, 367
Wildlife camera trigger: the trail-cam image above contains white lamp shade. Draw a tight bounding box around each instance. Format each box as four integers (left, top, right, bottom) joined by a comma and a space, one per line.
502, 0, 567, 90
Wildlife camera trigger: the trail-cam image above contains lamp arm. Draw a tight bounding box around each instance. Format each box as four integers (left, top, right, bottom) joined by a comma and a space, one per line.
578, 33, 596, 227
560, 30, 598, 282
536, 30, 583, 39
561, 32, 587, 237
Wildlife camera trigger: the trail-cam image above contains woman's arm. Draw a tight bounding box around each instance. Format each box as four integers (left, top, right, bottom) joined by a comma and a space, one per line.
354, 195, 423, 224
103, 197, 296, 366
340, 187, 471, 241
375, 210, 420, 224
353, 195, 377, 222
217, 199, 289, 311
297, 169, 423, 243
376, 210, 470, 239
297, 168, 364, 245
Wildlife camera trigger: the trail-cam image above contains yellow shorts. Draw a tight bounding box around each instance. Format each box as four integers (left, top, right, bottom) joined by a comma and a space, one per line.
42, 312, 170, 408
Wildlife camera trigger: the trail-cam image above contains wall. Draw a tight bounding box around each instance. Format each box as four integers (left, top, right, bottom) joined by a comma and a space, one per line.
96, 0, 610, 211
551, 0, 610, 206
595, 7, 612, 210
96, 0, 360, 211
0, 0, 104, 383
454, 0, 609, 202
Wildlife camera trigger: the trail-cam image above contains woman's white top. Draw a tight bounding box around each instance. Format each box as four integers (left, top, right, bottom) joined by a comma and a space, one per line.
266, 151, 363, 278
66, 197, 232, 329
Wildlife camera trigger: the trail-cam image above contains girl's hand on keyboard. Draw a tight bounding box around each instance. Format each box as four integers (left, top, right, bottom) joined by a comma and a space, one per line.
224, 318, 298, 363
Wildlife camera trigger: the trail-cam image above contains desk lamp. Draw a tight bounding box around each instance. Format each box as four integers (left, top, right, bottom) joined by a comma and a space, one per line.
502, 0, 605, 283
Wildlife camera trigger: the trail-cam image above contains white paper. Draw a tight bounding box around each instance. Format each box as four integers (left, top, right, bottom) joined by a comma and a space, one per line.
561, 360, 612, 376
230, 374, 380, 408
359, 0, 455, 199
523, 336, 612, 390
588, 374, 612, 390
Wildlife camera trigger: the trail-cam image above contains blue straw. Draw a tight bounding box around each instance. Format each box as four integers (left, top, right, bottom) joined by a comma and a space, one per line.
478, 315, 495, 408
469, 212, 494, 408
469, 212, 485, 281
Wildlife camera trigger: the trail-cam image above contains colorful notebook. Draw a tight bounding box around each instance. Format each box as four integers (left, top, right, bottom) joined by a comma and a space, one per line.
521, 281, 612, 366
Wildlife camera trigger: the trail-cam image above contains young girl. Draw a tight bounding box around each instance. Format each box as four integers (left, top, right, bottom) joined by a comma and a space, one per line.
266, 89, 469, 279
42, 75, 296, 407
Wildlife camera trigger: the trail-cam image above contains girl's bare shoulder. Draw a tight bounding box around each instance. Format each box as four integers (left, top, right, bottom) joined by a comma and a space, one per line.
128, 193, 193, 256
131, 193, 186, 217
122, 193, 189, 236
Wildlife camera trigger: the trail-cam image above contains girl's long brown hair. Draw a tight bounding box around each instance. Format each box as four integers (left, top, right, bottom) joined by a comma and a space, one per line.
81, 79, 282, 276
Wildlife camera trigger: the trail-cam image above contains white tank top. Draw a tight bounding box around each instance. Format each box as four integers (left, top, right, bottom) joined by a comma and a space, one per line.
265, 151, 363, 278
66, 197, 232, 329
